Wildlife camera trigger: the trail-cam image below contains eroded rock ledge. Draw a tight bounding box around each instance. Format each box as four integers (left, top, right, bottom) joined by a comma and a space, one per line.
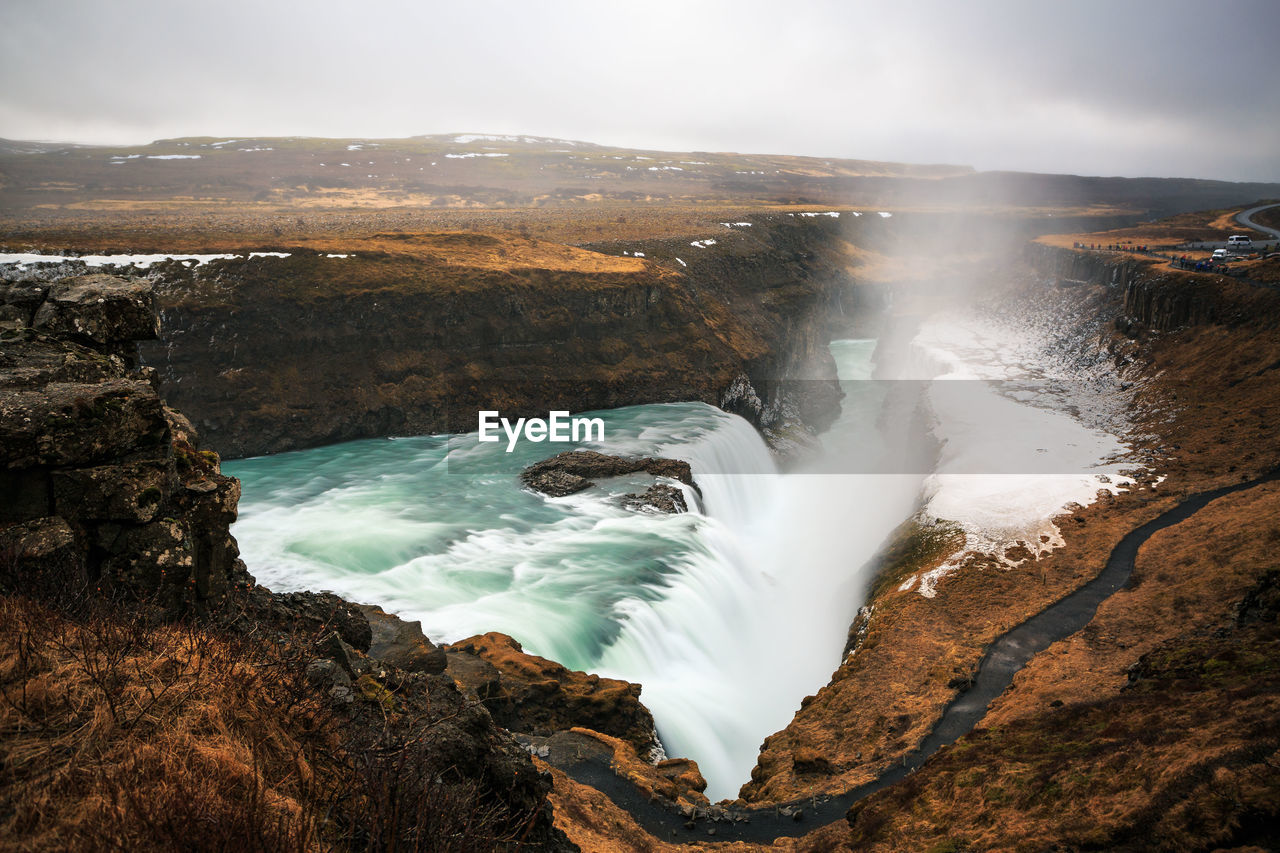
444, 632, 661, 758
1, 274, 248, 610
520, 449, 697, 514
0, 271, 576, 850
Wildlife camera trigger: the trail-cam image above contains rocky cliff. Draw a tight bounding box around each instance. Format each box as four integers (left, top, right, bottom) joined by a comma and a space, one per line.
1026, 242, 1280, 332
731, 244, 1280, 810
832, 265, 1280, 850
0, 276, 576, 850
1, 273, 248, 610
130, 218, 856, 459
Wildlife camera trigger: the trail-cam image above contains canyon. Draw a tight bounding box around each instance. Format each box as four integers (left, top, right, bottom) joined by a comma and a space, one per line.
3, 139, 1280, 850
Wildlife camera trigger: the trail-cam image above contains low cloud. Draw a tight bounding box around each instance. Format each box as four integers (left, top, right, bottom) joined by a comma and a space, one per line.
2, 0, 1277, 182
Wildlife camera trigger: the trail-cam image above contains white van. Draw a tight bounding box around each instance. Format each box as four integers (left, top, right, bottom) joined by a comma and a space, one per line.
1227, 235, 1253, 250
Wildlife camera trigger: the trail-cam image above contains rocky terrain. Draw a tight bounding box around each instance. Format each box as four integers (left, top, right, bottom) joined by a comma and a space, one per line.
0, 279, 576, 850
5, 136, 1280, 850
0, 273, 247, 610
6, 217, 853, 461
519, 449, 695, 503
733, 233, 1280, 848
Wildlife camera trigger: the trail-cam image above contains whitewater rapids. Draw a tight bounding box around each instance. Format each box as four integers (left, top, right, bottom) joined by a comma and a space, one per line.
228, 320, 1137, 799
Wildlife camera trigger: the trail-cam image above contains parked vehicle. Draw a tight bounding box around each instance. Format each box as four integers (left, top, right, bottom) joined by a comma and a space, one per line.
1227, 235, 1253, 250
1212, 248, 1229, 260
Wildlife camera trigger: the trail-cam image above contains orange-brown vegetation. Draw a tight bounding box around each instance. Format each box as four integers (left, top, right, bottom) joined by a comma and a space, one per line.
0, 582, 555, 852
767, 231, 1280, 849
1038, 205, 1273, 250
843, 486, 1280, 852
0, 592, 336, 851
1036, 204, 1280, 284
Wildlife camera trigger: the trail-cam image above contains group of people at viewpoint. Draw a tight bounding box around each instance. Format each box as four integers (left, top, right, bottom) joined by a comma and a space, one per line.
1072, 241, 1152, 252
1171, 254, 1231, 273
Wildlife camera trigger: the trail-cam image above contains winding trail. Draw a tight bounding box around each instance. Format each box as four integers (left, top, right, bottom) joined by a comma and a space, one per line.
537, 468, 1280, 844
1235, 203, 1280, 241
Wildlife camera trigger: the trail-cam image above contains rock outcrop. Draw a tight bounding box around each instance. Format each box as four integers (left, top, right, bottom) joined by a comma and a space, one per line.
445, 631, 663, 760
1026, 242, 1280, 333
1, 274, 248, 610
0, 270, 575, 850
520, 449, 696, 502
356, 602, 449, 674
622, 483, 687, 514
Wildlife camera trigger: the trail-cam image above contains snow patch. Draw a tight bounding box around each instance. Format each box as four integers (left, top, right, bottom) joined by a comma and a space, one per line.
444, 152, 509, 159
147, 154, 201, 160
690, 239, 717, 249
1, 251, 291, 270
452, 134, 577, 145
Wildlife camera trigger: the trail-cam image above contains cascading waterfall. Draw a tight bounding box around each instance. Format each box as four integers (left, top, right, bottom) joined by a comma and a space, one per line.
595, 341, 925, 797
228, 340, 922, 801
229, 310, 1142, 801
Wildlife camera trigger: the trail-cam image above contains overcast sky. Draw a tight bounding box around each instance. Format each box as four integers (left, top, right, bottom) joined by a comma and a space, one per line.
3, 0, 1278, 182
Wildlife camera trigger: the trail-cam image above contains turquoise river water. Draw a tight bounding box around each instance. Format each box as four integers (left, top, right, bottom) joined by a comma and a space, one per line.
226, 339, 925, 799
227, 321, 1138, 800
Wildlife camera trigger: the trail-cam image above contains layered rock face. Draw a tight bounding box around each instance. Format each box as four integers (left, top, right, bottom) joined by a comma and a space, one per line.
1026, 242, 1280, 332
445, 631, 661, 758
0, 271, 577, 850
134, 220, 850, 459
0, 274, 248, 610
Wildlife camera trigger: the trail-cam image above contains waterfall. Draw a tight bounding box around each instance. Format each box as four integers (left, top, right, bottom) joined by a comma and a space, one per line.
598, 344, 924, 800
228, 343, 927, 803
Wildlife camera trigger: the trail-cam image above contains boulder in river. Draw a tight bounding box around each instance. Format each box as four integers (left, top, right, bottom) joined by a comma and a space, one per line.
521, 450, 699, 513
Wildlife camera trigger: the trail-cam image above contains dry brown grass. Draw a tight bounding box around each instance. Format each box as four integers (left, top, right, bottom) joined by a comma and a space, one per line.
1037, 204, 1276, 252
844, 607, 1280, 852
0, 591, 336, 851
0, 568, 546, 852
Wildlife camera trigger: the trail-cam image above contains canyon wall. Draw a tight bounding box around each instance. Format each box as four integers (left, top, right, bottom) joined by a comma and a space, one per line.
0, 274, 248, 609
735, 244, 1280, 806
1026, 242, 1280, 332
827, 246, 1280, 852
0, 274, 576, 850
137, 217, 864, 459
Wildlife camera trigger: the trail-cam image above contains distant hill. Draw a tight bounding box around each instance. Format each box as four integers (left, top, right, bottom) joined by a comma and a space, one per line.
0, 134, 1275, 220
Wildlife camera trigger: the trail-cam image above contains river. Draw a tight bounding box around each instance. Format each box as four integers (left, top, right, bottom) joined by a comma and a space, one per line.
227, 314, 1139, 800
